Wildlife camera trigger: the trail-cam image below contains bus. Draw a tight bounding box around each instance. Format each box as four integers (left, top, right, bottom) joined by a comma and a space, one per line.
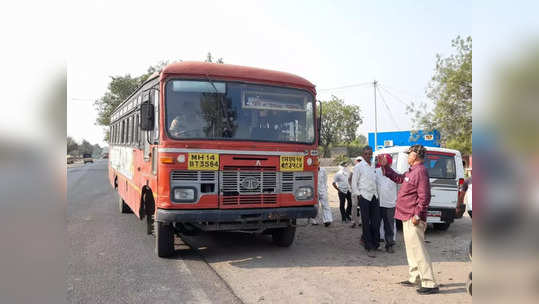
108, 61, 320, 257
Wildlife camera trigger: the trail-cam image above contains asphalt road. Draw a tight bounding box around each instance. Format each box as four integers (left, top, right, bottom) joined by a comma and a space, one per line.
67, 160, 241, 304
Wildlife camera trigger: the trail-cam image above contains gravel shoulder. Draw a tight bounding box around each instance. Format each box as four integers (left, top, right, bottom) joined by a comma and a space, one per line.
183, 171, 472, 304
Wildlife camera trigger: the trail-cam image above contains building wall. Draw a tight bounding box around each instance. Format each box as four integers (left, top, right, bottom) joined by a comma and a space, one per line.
368, 130, 440, 150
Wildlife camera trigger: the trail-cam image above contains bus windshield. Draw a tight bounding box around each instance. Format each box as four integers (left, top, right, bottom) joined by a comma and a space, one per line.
165, 80, 315, 144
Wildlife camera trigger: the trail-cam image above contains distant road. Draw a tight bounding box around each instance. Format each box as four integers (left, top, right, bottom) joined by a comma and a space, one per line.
67, 160, 241, 304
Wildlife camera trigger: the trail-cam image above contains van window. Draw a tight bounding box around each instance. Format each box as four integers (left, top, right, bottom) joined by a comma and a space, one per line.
425, 153, 456, 179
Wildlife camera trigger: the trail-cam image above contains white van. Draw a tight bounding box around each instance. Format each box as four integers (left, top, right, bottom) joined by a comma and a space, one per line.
374, 146, 465, 231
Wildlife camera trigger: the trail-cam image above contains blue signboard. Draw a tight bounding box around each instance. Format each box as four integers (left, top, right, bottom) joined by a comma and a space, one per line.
368, 130, 440, 150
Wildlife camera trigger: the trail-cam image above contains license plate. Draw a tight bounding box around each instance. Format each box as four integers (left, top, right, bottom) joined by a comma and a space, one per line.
188, 153, 219, 170
280, 156, 304, 171
427, 210, 441, 217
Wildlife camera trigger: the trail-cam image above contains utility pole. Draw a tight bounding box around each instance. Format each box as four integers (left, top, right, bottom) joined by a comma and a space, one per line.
373, 80, 378, 151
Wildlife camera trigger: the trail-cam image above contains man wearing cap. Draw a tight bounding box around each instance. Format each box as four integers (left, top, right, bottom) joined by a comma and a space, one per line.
351, 146, 380, 257
380, 145, 439, 294
332, 161, 352, 223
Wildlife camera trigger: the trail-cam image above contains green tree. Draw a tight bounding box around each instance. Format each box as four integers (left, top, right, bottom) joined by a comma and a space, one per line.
80, 139, 94, 155
67, 136, 79, 155
92, 144, 102, 157
95, 57, 222, 141
319, 95, 362, 157
409, 36, 472, 154
205, 52, 224, 64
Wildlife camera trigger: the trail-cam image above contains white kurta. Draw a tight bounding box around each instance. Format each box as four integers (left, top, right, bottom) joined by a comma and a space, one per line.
315, 167, 333, 224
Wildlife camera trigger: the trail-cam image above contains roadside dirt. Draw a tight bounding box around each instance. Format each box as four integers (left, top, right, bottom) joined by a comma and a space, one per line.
183, 171, 472, 304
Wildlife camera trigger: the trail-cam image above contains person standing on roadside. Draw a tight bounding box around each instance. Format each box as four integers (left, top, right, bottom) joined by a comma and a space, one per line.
348, 156, 363, 228
332, 161, 352, 223
351, 146, 380, 257
380, 145, 439, 294
312, 166, 333, 227
375, 154, 397, 253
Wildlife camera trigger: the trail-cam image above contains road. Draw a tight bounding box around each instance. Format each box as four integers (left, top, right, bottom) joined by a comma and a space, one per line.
68, 160, 472, 304
67, 160, 241, 304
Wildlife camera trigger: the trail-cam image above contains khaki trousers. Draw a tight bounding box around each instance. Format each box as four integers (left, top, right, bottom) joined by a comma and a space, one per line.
403, 219, 438, 288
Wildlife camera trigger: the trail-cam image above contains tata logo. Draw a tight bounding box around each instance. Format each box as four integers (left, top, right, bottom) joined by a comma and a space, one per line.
241, 176, 260, 190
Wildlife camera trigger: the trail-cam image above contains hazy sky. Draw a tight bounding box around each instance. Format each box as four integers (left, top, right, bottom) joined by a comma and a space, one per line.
67, 0, 471, 147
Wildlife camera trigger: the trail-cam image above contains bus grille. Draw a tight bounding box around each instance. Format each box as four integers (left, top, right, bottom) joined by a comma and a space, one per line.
221, 170, 277, 194
222, 194, 278, 205
171, 171, 217, 182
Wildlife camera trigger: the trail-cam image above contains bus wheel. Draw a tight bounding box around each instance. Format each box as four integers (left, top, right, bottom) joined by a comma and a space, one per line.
433, 222, 451, 231
272, 226, 296, 247
118, 196, 132, 214
155, 221, 174, 257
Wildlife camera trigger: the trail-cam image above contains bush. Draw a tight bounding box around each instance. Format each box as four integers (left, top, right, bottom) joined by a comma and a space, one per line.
346, 144, 363, 157
333, 154, 350, 166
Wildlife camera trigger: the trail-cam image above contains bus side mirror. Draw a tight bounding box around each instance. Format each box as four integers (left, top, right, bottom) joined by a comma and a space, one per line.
140, 103, 154, 131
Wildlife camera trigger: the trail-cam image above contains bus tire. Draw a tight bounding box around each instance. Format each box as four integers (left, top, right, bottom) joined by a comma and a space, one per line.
433, 222, 451, 231
272, 226, 296, 247
118, 196, 131, 214
156, 221, 174, 257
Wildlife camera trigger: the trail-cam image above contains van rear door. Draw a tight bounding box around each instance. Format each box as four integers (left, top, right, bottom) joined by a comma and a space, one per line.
424, 152, 458, 210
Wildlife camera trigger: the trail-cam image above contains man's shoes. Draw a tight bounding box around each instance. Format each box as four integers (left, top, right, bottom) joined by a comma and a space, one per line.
366, 249, 376, 258
311, 221, 319, 225
324, 222, 331, 227
399, 280, 418, 287
416, 287, 439, 294
350, 223, 357, 228
386, 246, 395, 253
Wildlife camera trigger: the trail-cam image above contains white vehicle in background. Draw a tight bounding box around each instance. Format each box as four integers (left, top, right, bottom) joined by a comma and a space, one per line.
374, 146, 465, 231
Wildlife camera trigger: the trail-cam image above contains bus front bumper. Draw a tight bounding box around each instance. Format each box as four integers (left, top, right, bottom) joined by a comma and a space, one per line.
156, 206, 318, 224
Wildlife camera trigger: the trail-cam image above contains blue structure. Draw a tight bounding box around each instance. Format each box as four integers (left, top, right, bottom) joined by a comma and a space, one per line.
368, 130, 440, 150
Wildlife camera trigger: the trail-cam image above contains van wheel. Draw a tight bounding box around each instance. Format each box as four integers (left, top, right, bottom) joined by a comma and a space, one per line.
272, 226, 296, 247
433, 222, 451, 231
118, 196, 132, 214
155, 221, 175, 257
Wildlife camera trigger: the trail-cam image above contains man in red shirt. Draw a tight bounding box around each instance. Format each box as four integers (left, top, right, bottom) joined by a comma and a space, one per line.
381, 145, 439, 294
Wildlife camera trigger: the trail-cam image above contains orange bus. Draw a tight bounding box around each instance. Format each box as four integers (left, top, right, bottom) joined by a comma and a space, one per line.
108, 62, 320, 257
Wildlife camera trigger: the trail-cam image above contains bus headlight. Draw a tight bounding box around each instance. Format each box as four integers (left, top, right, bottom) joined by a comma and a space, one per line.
295, 186, 313, 200
173, 187, 196, 202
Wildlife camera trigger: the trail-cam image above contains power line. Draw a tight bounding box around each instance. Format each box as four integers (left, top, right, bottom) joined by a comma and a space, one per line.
376, 87, 401, 130
318, 82, 372, 91
378, 85, 412, 108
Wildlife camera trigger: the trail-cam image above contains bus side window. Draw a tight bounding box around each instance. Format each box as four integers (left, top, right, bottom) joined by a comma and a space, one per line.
121, 120, 125, 145
153, 89, 159, 143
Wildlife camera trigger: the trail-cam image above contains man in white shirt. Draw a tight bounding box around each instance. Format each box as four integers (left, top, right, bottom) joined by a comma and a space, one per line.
351, 146, 380, 257
332, 161, 352, 223
375, 154, 397, 253
312, 166, 333, 227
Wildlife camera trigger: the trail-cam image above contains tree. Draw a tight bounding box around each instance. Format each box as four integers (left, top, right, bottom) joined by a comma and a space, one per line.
67, 136, 79, 155
408, 36, 472, 154
319, 95, 362, 157
205, 52, 224, 64
79, 140, 94, 155
92, 144, 102, 157
95, 56, 222, 141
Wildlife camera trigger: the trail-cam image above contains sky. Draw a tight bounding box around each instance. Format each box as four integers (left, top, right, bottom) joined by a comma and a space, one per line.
67, 0, 472, 147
